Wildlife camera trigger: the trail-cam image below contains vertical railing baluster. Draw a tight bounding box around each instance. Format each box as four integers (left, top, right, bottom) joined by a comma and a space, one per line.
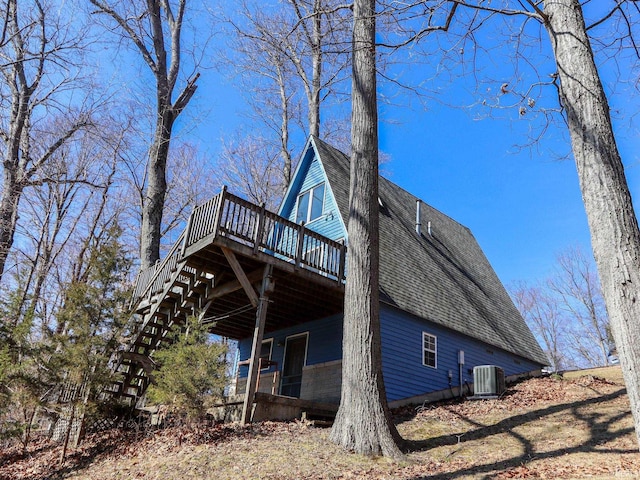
228, 196, 236, 232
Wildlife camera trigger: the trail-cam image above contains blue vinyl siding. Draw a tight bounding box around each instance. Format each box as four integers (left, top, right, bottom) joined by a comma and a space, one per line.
237, 314, 343, 379
279, 147, 345, 242
238, 305, 540, 401
380, 304, 542, 401
256, 140, 543, 403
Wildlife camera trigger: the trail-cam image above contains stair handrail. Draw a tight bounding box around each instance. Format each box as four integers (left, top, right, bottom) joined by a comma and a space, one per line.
130, 229, 187, 308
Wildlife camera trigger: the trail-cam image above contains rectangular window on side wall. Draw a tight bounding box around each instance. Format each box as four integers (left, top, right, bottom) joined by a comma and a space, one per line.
422, 332, 437, 368
260, 339, 273, 370
296, 183, 325, 224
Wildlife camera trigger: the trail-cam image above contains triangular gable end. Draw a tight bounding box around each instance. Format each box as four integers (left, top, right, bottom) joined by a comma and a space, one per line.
309, 136, 548, 367
278, 136, 347, 242
277, 136, 314, 218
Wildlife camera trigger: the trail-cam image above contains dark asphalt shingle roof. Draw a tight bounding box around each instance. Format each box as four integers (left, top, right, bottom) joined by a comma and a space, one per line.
312, 136, 548, 366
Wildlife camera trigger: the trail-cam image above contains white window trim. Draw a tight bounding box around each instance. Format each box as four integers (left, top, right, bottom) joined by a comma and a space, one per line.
279, 332, 309, 396
282, 332, 309, 368
422, 332, 437, 368
260, 338, 273, 370
296, 183, 325, 224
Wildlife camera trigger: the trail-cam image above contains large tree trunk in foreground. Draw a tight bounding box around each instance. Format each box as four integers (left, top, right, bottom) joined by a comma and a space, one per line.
543, 0, 640, 445
329, 0, 403, 458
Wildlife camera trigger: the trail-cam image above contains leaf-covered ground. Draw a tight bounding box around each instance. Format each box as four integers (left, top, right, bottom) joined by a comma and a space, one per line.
2, 366, 639, 480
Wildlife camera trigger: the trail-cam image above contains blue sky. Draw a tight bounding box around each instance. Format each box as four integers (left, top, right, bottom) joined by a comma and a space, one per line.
379, 101, 594, 286
181, 4, 640, 289
198, 73, 639, 289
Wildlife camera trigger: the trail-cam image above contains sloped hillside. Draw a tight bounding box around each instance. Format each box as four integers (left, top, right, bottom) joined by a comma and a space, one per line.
2, 367, 639, 480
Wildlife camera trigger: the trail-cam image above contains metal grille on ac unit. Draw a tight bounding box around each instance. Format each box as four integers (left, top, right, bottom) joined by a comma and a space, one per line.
473, 365, 505, 397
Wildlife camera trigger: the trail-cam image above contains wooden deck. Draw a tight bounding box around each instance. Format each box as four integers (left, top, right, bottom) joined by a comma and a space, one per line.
209, 392, 338, 423
108, 188, 346, 407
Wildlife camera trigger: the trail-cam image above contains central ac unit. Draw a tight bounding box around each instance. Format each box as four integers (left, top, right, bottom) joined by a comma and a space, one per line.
473, 365, 505, 397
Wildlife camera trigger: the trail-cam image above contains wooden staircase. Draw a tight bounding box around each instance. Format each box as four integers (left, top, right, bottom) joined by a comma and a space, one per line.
106, 231, 215, 405
107, 188, 346, 408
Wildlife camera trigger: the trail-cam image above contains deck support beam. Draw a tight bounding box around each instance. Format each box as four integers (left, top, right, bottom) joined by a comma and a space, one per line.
221, 247, 259, 307
206, 268, 264, 302
241, 264, 274, 425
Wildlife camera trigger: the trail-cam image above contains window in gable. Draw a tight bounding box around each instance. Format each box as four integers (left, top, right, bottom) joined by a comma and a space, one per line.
296, 183, 325, 224
422, 332, 437, 368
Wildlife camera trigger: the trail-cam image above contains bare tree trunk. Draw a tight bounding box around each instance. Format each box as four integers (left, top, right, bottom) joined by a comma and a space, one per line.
277, 64, 293, 189
138, 1, 180, 269
309, 0, 322, 138
59, 402, 76, 465
90, 0, 198, 270
0, 0, 32, 282
0, 0, 90, 283
551, 247, 610, 367
0, 180, 23, 280
288, 0, 327, 138
512, 283, 569, 371
543, 0, 640, 445
140, 104, 174, 267
20, 406, 37, 455
329, 0, 403, 458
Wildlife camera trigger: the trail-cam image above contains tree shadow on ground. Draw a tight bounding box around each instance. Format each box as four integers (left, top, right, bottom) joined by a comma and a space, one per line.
402, 387, 636, 479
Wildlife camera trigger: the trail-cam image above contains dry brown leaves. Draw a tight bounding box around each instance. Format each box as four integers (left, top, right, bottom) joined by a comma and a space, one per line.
0, 422, 296, 480
1, 373, 637, 480
408, 375, 621, 424
496, 460, 631, 479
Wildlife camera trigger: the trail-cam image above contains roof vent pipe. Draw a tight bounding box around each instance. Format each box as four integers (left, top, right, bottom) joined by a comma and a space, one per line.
415, 200, 421, 235
428, 221, 432, 236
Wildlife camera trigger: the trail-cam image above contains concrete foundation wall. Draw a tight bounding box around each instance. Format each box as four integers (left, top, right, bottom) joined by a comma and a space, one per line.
235, 361, 342, 404
300, 360, 341, 404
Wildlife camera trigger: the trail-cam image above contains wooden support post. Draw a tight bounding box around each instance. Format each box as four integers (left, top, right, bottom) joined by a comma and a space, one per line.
295, 222, 306, 268
181, 205, 196, 258
204, 268, 264, 302
241, 264, 274, 425
212, 186, 227, 241
253, 202, 266, 256
198, 299, 213, 323
337, 239, 347, 283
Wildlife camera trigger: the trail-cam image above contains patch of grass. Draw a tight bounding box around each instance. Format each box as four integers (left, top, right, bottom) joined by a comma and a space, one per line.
563, 365, 625, 383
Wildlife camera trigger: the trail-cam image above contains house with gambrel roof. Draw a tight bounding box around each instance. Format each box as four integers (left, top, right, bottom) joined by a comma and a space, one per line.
234, 136, 547, 406
112, 135, 546, 422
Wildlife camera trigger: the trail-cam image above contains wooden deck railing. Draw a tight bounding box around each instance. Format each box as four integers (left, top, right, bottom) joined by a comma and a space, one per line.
132, 188, 346, 307
131, 230, 196, 308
